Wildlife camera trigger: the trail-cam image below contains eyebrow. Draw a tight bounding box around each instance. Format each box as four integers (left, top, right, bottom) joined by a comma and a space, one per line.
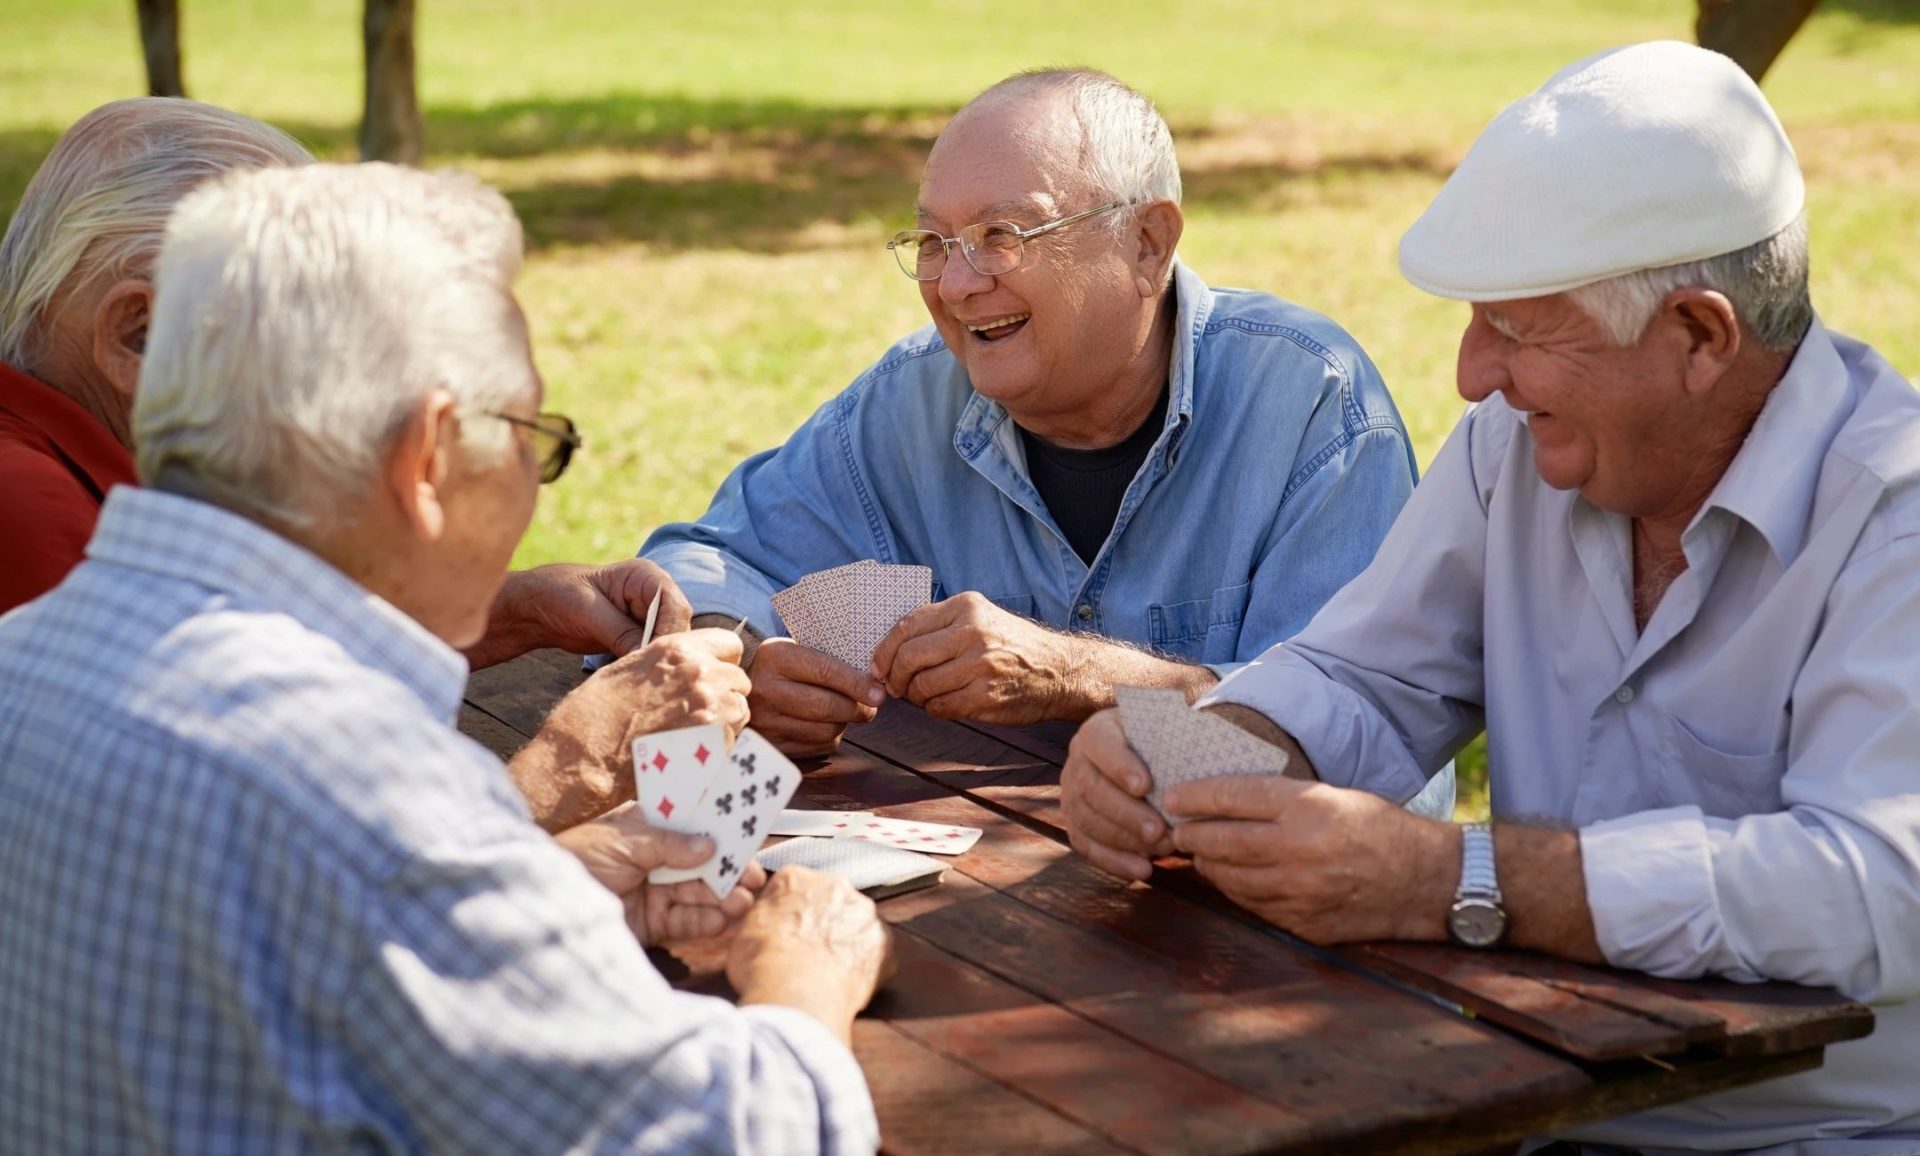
1483, 310, 1523, 341
914, 199, 1047, 228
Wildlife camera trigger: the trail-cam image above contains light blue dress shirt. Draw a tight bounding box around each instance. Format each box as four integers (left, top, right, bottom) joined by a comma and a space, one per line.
1204, 321, 1920, 1153
0, 488, 878, 1155
642, 261, 1452, 817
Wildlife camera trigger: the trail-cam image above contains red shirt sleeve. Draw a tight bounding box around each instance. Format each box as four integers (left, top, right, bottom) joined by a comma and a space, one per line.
0, 448, 103, 615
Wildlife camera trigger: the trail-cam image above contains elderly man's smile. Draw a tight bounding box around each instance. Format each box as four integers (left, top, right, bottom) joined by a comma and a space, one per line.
965, 313, 1030, 342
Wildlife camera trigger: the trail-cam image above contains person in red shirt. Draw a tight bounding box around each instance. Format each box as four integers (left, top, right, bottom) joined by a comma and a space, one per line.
0, 98, 695, 682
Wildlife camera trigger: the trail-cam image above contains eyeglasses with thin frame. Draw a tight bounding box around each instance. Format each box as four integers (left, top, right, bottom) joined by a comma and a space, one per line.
491, 411, 582, 484
886, 201, 1125, 281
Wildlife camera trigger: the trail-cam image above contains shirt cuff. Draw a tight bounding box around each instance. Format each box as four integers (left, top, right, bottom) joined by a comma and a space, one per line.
1580, 806, 1748, 982
737, 1004, 881, 1154
1198, 649, 1429, 804
643, 543, 782, 638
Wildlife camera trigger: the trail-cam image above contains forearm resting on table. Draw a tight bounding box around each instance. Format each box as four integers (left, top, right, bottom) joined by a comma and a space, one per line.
462, 570, 550, 670
1066, 638, 1219, 719
737, 970, 864, 1049
1202, 701, 1603, 961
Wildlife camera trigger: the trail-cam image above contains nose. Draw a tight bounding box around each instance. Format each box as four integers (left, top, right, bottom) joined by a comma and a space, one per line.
935, 246, 995, 306
1456, 312, 1511, 404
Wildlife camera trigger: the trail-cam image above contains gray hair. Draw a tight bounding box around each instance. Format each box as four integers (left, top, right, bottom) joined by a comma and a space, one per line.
0, 98, 313, 371
974, 68, 1183, 227
135, 164, 535, 528
1567, 212, 1813, 353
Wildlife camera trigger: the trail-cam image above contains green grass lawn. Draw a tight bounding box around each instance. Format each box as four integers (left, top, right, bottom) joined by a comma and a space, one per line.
6, 0, 1917, 816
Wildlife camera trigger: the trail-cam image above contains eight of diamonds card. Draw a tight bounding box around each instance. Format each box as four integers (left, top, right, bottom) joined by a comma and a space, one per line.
648, 728, 801, 898
632, 724, 726, 828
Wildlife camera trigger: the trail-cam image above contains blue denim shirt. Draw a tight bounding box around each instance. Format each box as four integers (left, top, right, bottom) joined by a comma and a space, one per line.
644, 262, 1452, 814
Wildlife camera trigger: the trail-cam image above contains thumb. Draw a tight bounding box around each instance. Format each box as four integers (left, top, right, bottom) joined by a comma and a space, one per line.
611, 825, 714, 871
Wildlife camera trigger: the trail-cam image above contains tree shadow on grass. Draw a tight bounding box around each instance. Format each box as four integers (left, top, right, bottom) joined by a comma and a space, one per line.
1, 91, 1456, 255
1824, 0, 1919, 24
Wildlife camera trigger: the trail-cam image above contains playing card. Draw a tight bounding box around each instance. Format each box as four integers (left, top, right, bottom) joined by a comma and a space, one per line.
772, 561, 933, 671
757, 835, 946, 898
632, 723, 726, 829
838, 814, 982, 855
770, 808, 874, 837
638, 587, 662, 649
1115, 685, 1290, 820
650, 728, 802, 897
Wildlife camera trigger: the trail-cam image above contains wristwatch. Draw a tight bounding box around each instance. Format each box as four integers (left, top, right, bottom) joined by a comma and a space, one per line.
1447, 821, 1508, 948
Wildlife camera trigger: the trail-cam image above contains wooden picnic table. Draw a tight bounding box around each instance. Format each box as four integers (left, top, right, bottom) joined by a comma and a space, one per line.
461, 649, 1874, 1156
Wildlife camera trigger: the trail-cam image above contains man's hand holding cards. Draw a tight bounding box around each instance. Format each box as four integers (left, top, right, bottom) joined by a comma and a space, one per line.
1114, 686, 1292, 821
633, 724, 802, 898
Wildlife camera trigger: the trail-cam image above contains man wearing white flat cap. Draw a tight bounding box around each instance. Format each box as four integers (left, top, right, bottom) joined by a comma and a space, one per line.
1061, 40, 1920, 1150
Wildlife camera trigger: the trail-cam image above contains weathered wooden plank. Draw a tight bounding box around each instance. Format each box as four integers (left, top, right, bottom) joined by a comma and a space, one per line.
846, 701, 1069, 829
957, 715, 1078, 764
457, 702, 533, 760
876, 934, 1317, 1155
1623, 975, 1875, 1057
1345, 943, 1721, 1061
853, 1022, 1134, 1156
463, 647, 582, 735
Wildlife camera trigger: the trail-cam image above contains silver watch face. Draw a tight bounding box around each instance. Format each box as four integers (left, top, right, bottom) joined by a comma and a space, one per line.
1448, 898, 1508, 948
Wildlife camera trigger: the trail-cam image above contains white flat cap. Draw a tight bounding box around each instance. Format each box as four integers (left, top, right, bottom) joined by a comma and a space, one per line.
1399, 40, 1804, 301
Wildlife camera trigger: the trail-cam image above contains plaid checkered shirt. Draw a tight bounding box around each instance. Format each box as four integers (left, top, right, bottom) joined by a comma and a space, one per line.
0, 486, 879, 1155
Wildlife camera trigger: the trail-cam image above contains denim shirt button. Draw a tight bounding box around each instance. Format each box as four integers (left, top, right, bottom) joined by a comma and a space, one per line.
1075, 603, 1094, 621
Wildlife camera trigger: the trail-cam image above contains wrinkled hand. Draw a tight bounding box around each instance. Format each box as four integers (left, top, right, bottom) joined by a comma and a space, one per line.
728, 866, 894, 1029
746, 638, 884, 757
543, 559, 694, 656
556, 802, 766, 945
591, 627, 753, 740
519, 628, 751, 829
1168, 775, 1452, 945
870, 592, 1087, 724
1061, 708, 1174, 881
472, 561, 694, 669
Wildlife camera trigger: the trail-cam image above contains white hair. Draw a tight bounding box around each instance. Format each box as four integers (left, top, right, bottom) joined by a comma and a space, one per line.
1567, 212, 1813, 353
0, 98, 313, 371
975, 68, 1183, 225
135, 163, 534, 528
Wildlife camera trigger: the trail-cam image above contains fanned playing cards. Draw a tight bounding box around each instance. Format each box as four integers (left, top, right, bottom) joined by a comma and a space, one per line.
771, 560, 933, 670
632, 725, 802, 898
1114, 686, 1291, 821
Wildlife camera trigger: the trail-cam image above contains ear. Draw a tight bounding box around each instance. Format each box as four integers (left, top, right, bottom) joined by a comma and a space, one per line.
1661, 288, 1741, 397
91, 278, 152, 404
383, 388, 460, 542
1129, 199, 1184, 298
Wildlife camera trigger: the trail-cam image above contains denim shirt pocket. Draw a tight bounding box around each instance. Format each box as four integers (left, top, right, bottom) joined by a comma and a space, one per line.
982, 591, 1036, 618
1653, 709, 1787, 820
1148, 582, 1251, 663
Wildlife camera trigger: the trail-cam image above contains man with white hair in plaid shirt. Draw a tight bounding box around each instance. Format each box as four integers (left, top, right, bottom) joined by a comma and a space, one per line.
0, 162, 889, 1154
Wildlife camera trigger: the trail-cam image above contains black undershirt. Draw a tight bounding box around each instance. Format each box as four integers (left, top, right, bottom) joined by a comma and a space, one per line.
1017, 384, 1170, 565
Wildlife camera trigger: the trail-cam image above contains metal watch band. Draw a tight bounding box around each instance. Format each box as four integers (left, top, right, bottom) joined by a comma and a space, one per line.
1457, 821, 1502, 902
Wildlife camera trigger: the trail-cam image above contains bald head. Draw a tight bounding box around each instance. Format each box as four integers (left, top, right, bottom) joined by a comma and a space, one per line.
0, 98, 313, 372
926, 70, 1181, 226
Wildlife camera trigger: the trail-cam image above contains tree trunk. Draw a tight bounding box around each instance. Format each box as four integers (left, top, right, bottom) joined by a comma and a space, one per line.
360, 0, 423, 164
135, 0, 186, 97
1696, 0, 1822, 83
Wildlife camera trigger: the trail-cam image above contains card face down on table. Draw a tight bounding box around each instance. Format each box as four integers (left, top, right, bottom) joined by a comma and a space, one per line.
772, 561, 933, 670
1114, 685, 1291, 821
757, 836, 947, 900
633, 725, 801, 898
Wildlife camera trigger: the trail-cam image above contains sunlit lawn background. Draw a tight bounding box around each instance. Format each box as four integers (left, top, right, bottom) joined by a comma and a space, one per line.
6, 0, 1916, 816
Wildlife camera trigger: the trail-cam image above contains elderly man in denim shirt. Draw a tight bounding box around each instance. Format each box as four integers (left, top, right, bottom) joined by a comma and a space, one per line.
643, 69, 1450, 818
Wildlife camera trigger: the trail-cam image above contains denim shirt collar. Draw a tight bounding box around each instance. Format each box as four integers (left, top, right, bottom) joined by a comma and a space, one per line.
1692, 318, 1850, 569
85, 486, 469, 721
951, 259, 1216, 469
